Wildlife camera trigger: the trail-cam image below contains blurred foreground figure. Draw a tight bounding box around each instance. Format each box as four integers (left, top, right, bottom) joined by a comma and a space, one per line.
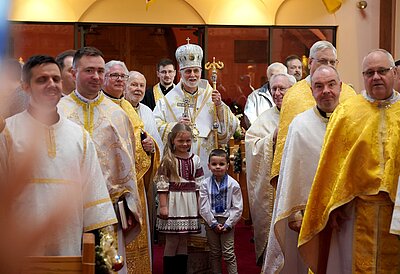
0, 55, 117, 258
0, 58, 28, 118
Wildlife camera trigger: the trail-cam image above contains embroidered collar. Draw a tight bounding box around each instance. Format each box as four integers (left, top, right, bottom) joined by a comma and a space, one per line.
74, 89, 102, 104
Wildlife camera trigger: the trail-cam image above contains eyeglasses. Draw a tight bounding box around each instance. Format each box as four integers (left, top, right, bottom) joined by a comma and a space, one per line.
107, 73, 129, 81
312, 58, 339, 66
271, 86, 289, 92
159, 70, 175, 75
362, 67, 394, 78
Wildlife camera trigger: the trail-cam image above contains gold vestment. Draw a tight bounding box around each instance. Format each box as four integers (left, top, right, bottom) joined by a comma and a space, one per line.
298, 93, 400, 273
107, 96, 161, 274
270, 79, 355, 183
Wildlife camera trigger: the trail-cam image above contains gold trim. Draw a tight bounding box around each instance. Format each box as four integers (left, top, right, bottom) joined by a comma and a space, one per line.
31, 178, 74, 184
84, 218, 118, 232
45, 128, 56, 159
80, 128, 87, 166
84, 197, 112, 209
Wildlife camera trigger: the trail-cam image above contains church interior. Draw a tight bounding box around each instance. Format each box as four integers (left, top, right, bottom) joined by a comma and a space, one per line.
2, 0, 400, 273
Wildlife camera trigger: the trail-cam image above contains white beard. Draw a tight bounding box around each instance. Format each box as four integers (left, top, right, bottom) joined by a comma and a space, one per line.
181, 77, 200, 89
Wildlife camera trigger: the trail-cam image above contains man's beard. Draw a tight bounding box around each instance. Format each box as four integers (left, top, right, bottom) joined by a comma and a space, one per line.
181, 77, 200, 89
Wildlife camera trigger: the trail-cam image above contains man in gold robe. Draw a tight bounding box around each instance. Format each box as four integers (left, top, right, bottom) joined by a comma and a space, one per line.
270, 40, 356, 186
58, 47, 142, 274
245, 73, 296, 265
299, 49, 400, 273
103, 60, 161, 274
263, 66, 347, 274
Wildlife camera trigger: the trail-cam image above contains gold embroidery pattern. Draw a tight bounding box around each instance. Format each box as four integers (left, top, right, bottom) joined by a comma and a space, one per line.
45, 128, 56, 159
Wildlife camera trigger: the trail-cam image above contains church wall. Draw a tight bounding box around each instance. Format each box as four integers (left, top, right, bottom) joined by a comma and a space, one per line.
275, 0, 380, 93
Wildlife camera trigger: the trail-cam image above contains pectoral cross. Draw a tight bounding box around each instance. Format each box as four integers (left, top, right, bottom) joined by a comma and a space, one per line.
177, 98, 195, 118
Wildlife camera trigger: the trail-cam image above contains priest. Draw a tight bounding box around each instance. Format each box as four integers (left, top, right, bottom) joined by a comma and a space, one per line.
102, 60, 161, 274
245, 72, 296, 265
153, 39, 239, 177
58, 47, 142, 274
263, 65, 345, 274
270, 40, 355, 187
299, 49, 400, 273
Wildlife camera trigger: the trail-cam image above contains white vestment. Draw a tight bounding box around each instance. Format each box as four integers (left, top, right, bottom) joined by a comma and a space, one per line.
263, 107, 328, 274
0, 111, 117, 256
59, 91, 142, 274
245, 106, 279, 264
390, 177, 400, 235
153, 80, 238, 178
136, 102, 164, 156
244, 84, 275, 125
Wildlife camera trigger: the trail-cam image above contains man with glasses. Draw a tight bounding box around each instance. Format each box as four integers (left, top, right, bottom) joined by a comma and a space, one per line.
245, 73, 296, 265
58, 47, 142, 274
102, 60, 159, 274
244, 62, 287, 127
142, 58, 176, 110
270, 40, 356, 188
299, 49, 400, 273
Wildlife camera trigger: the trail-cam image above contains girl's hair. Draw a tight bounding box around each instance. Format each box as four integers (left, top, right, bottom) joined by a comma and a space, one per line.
158, 123, 193, 180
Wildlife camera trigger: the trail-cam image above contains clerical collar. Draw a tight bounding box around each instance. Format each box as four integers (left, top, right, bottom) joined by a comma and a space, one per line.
74, 89, 101, 103
316, 106, 332, 119
103, 90, 123, 100
160, 83, 174, 95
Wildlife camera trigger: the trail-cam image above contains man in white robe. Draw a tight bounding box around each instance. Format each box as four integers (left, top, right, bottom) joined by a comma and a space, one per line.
243, 62, 287, 127
245, 73, 296, 265
58, 47, 142, 274
153, 40, 238, 178
0, 55, 117, 256
263, 65, 343, 274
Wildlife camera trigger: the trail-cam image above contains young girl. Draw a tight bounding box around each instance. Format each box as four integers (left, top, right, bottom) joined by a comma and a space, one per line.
155, 123, 204, 274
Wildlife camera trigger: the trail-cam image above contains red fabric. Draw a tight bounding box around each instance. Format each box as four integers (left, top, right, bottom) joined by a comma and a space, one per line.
153, 220, 261, 273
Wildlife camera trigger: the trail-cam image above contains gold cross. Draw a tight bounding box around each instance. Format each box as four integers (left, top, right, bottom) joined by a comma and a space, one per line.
177, 98, 195, 118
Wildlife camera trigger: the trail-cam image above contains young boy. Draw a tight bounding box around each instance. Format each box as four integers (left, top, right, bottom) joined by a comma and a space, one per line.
200, 148, 243, 274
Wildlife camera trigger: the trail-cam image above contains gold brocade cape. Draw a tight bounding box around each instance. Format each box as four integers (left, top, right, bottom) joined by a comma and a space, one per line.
153, 83, 166, 103
270, 79, 356, 183
298, 92, 400, 272
58, 91, 142, 243
107, 96, 161, 274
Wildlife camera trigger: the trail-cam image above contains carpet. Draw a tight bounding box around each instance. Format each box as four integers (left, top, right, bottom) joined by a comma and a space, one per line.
152, 220, 261, 273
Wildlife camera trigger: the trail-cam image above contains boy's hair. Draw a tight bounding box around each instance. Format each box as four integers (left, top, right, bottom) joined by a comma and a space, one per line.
208, 148, 229, 163
22, 55, 60, 83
